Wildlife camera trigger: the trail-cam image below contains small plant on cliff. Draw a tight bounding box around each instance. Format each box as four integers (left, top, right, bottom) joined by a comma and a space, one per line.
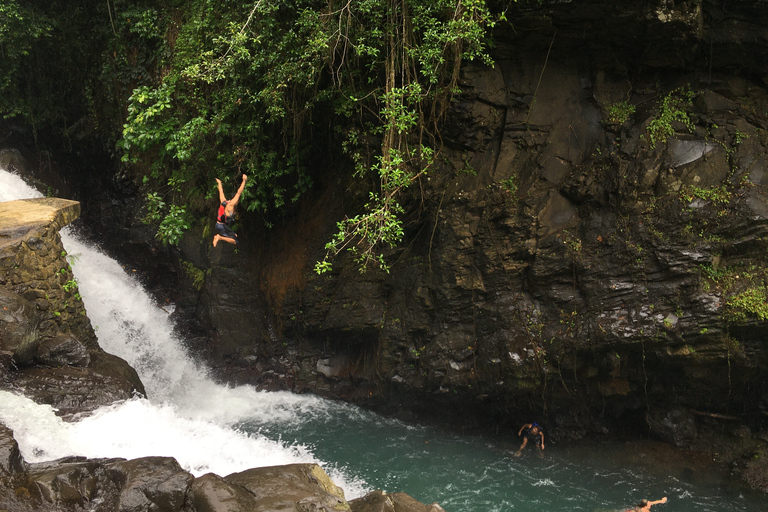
733, 129, 750, 146
181, 261, 208, 291
458, 158, 477, 177
604, 100, 636, 125
680, 185, 732, 205
502, 175, 518, 196
725, 287, 768, 323
62, 278, 78, 292
646, 86, 695, 149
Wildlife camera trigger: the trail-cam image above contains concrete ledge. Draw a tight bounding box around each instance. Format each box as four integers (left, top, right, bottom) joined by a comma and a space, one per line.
0, 198, 80, 250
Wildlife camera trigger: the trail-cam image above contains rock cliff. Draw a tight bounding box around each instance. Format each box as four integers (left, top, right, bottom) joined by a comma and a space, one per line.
159, 0, 768, 490
154, 0, 768, 435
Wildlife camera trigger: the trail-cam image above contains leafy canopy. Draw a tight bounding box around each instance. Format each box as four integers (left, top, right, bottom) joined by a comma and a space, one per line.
2, 0, 504, 270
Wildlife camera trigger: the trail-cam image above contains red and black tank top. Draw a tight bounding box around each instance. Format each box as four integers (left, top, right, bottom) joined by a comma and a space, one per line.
217, 201, 233, 224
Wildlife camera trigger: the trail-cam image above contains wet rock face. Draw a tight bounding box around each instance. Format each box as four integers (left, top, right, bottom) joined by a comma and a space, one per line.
252, 0, 768, 442
35, 334, 90, 367
0, 424, 25, 475
0, 289, 39, 365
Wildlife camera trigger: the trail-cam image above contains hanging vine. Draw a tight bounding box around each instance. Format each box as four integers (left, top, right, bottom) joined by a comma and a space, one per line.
314, 0, 499, 273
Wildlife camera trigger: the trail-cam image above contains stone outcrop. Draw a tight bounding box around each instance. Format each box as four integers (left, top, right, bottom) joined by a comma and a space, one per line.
0, 198, 145, 416
349, 490, 447, 512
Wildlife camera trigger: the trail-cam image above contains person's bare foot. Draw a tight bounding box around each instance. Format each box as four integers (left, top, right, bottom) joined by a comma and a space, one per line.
213, 234, 220, 247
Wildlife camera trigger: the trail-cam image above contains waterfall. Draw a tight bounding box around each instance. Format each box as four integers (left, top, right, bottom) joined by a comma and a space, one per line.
0, 166, 369, 496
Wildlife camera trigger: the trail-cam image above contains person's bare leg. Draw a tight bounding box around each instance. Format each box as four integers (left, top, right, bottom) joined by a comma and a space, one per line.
219, 235, 237, 245
213, 234, 221, 247
515, 438, 528, 456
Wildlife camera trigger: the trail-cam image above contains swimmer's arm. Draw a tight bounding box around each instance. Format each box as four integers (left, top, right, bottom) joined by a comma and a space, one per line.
230, 174, 247, 206
216, 178, 226, 203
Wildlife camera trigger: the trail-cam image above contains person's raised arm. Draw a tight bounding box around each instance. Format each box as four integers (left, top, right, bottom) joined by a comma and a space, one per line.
216, 178, 226, 203
649, 497, 667, 507
230, 174, 248, 206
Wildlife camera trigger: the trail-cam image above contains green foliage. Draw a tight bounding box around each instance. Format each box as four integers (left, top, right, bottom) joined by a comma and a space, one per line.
309, 0, 498, 273
646, 86, 695, 149
5, 0, 500, 267
120, 81, 179, 164
156, 205, 191, 246
0, 0, 125, 145
0, 0, 54, 119
458, 158, 477, 177
604, 100, 635, 125
701, 263, 768, 323
733, 129, 749, 146
141, 191, 190, 246
680, 185, 732, 204
502, 175, 518, 195
181, 260, 207, 290
316, 145, 437, 273
726, 287, 768, 322
62, 278, 79, 293
143, 192, 166, 223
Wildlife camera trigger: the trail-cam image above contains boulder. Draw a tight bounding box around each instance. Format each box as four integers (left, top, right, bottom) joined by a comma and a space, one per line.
12, 352, 146, 418
0, 423, 25, 475
186, 472, 264, 512
349, 490, 447, 512
27, 456, 123, 506
105, 457, 194, 512
35, 333, 90, 367
0, 288, 40, 365
646, 409, 698, 447
224, 463, 350, 512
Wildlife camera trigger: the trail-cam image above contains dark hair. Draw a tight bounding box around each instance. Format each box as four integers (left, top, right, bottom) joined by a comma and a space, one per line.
637, 499, 649, 508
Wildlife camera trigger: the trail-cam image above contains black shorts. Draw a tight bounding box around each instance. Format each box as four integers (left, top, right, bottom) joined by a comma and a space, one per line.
215, 222, 238, 242
524, 429, 543, 447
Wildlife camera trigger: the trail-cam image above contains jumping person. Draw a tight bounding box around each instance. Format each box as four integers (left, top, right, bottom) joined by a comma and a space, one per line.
514, 422, 544, 456
632, 497, 668, 512
213, 174, 247, 247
